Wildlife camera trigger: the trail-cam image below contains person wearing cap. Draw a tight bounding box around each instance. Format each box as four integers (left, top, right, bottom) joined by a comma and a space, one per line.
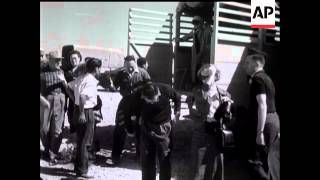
40, 51, 73, 165
188, 64, 232, 180
243, 51, 280, 180
127, 80, 181, 180
178, 15, 212, 85
137, 57, 149, 70
106, 55, 151, 166
67, 57, 102, 179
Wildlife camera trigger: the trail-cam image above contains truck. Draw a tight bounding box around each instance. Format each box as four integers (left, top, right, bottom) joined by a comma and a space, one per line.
127, 1, 280, 111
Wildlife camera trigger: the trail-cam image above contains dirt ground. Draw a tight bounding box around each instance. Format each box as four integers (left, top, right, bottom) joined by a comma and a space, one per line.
40, 91, 252, 180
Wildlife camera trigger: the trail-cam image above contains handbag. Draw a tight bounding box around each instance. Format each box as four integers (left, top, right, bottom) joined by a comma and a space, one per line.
214, 87, 235, 148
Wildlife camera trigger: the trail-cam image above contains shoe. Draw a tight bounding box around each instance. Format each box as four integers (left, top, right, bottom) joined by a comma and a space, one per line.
105, 158, 119, 166
76, 173, 94, 179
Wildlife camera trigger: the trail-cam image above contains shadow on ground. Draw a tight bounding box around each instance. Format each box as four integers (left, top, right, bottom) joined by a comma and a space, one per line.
40, 166, 75, 177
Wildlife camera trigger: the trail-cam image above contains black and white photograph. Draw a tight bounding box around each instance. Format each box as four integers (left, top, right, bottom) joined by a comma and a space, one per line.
40, 1, 280, 180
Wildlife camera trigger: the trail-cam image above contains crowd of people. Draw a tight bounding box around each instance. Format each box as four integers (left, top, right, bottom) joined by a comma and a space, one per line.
40, 15, 280, 180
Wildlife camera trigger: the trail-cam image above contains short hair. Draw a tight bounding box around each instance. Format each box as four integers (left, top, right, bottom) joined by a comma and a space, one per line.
124, 55, 135, 62
137, 57, 147, 68
86, 57, 102, 73
68, 50, 82, 62
247, 47, 267, 66
249, 54, 265, 66
84, 57, 91, 63
141, 83, 159, 100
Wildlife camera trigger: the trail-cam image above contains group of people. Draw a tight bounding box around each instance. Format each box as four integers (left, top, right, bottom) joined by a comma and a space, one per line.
178, 15, 280, 180
40, 49, 102, 178
40, 15, 280, 180
39, 48, 178, 179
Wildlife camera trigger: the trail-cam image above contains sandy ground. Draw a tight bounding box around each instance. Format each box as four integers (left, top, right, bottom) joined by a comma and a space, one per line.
40, 91, 252, 180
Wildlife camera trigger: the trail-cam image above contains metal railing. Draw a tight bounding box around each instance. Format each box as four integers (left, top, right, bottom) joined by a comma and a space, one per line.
175, 14, 194, 47
127, 8, 173, 57
264, 5, 280, 44
215, 2, 259, 46
211, 1, 280, 62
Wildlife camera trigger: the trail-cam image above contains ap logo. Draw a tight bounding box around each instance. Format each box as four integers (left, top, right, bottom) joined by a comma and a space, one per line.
251, 0, 275, 28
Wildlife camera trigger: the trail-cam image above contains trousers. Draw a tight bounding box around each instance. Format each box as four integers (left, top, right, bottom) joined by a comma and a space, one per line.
248, 113, 280, 180
73, 106, 95, 175
140, 121, 172, 180
112, 96, 140, 161
40, 93, 65, 159
190, 130, 223, 180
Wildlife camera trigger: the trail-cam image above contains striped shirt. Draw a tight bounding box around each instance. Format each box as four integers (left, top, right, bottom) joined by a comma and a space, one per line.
40, 66, 65, 95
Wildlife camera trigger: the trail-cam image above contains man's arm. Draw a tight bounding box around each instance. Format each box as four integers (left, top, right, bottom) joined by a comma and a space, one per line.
141, 68, 151, 80
256, 94, 267, 145
112, 70, 122, 89
40, 73, 50, 108
158, 83, 181, 119
170, 87, 181, 116
188, 88, 200, 117
59, 74, 75, 102
179, 30, 193, 42
64, 83, 75, 102
40, 94, 50, 108
78, 94, 88, 123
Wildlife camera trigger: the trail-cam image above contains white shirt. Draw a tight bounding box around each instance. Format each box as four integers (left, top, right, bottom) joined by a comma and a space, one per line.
69, 73, 99, 109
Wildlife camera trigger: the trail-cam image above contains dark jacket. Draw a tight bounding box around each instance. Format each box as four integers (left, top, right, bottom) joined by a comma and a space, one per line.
127, 83, 181, 133
129, 83, 180, 157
